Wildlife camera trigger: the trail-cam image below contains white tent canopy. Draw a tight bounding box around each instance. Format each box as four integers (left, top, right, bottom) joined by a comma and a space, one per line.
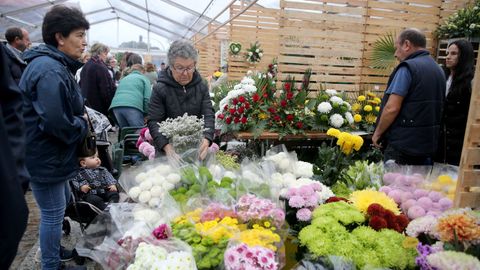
1, 0, 279, 52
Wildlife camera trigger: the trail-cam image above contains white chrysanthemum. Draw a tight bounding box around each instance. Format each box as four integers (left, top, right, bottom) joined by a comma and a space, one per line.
329, 113, 344, 128
241, 77, 255, 85
345, 112, 354, 124
294, 161, 314, 178
330, 96, 344, 105
317, 102, 332, 113
325, 89, 337, 96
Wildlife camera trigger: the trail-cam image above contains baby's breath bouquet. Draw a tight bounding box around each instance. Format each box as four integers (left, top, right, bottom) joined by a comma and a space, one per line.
158, 113, 207, 154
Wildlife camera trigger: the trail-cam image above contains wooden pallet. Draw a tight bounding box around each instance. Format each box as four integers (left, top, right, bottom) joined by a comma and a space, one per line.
454, 43, 480, 208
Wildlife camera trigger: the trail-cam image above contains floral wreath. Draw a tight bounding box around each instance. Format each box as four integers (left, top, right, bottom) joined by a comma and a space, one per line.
245, 41, 263, 64
229, 42, 242, 55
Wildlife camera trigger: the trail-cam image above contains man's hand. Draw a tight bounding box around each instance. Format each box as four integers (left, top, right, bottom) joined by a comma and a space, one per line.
80, 185, 91, 193
372, 132, 383, 148
198, 138, 210, 160
108, 185, 117, 192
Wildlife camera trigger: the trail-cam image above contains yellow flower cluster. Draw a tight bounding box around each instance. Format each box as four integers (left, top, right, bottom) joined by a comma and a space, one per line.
213, 71, 223, 78
239, 226, 281, 251
365, 114, 377, 124
350, 189, 400, 215
423, 174, 456, 200
327, 128, 364, 155
352, 92, 381, 131
194, 216, 240, 242
174, 208, 202, 225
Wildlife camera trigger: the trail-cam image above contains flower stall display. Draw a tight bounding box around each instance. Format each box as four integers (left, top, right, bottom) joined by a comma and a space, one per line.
157, 113, 207, 154
229, 41, 242, 55
406, 208, 480, 269
246, 41, 264, 64
435, 0, 480, 39
311, 90, 354, 131
351, 92, 381, 133
298, 201, 417, 269
379, 171, 453, 220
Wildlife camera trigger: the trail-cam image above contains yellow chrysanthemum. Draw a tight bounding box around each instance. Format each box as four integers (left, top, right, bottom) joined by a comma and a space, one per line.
326, 128, 341, 138
194, 217, 240, 242
239, 227, 281, 251
354, 114, 362, 122
357, 95, 366, 102
365, 114, 377, 124
374, 97, 381, 103
349, 189, 400, 215
364, 105, 373, 112
351, 103, 362, 112
213, 71, 223, 78
174, 208, 202, 224
259, 113, 268, 120
437, 175, 454, 185
403, 237, 419, 248
367, 92, 376, 98
375, 106, 380, 112
351, 134, 364, 151
341, 140, 354, 155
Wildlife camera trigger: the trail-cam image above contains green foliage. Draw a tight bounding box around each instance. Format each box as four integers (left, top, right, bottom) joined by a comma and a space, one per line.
370, 32, 396, 71
436, 0, 480, 39
212, 81, 238, 112
313, 142, 354, 187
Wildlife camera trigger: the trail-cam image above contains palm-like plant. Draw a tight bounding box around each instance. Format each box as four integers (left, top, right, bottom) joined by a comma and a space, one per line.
370, 33, 397, 72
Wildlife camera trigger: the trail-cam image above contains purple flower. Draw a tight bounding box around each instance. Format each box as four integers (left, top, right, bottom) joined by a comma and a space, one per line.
289, 195, 305, 208
296, 208, 312, 221
152, 224, 171, 239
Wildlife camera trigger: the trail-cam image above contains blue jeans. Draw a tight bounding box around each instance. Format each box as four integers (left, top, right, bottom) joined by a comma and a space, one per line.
112, 107, 144, 129
30, 180, 70, 270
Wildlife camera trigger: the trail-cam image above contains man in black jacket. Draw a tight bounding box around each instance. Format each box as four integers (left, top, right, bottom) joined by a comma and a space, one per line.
4, 27, 30, 84
372, 29, 445, 165
0, 42, 29, 269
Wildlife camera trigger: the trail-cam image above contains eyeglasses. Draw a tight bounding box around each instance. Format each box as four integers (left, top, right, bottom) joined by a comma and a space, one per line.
173, 66, 195, 74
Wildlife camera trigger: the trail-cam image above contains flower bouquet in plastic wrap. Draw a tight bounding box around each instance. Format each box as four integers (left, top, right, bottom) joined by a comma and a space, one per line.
378, 164, 454, 220
406, 207, 480, 269
119, 157, 183, 207
75, 201, 183, 269
171, 202, 241, 269
423, 163, 459, 200
331, 160, 384, 198
298, 200, 417, 269
157, 112, 207, 157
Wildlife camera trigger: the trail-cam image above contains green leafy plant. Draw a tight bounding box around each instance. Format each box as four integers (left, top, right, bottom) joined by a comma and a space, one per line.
370, 32, 396, 71
436, 0, 480, 39
212, 80, 238, 112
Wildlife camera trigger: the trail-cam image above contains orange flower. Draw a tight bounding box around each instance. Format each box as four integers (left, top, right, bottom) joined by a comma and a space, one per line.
436, 213, 480, 242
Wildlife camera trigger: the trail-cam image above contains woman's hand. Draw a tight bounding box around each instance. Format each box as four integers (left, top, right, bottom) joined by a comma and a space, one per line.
163, 144, 180, 161
108, 185, 117, 192
198, 138, 210, 160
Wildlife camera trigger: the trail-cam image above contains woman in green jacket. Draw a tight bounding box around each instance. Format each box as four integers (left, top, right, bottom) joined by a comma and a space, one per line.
109, 61, 152, 129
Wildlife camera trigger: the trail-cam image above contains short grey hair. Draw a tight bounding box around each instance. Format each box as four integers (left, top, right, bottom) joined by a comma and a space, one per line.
89, 42, 109, 56
167, 40, 198, 67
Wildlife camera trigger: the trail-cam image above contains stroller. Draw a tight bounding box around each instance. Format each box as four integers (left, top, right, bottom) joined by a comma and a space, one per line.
63, 107, 116, 264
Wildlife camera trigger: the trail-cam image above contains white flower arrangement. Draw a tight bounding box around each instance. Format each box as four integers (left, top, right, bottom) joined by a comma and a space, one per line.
245, 41, 263, 64
325, 89, 338, 96
330, 96, 344, 105
218, 76, 257, 115
157, 113, 207, 153
317, 102, 333, 113
345, 112, 354, 125
329, 113, 345, 128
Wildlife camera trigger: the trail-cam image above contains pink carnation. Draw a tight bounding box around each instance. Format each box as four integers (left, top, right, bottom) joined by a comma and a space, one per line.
296, 208, 312, 221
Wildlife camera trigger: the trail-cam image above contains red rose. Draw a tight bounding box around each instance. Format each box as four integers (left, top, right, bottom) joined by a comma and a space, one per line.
287, 92, 294, 100
232, 98, 238, 105
284, 83, 291, 92
245, 102, 251, 109
241, 117, 247, 124
234, 117, 240, 123
280, 100, 287, 108
225, 117, 232, 124
217, 114, 225, 120
252, 93, 260, 102
238, 106, 245, 114
296, 121, 303, 129
224, 105, 228, 110
238, 96, 246, 103
229, 108, 236, 115
263, 93, 268, 98
369, 216, 388, 231
273, 115, 281, 122
287, 114, 294, 121
268, 107, 276, 113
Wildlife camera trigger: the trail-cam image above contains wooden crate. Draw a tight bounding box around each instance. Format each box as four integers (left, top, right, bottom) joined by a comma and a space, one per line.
454, 49, 480, 208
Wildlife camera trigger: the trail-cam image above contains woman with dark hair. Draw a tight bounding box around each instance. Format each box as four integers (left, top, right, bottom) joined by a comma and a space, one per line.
19, 5, 89, 269
437, 39, 475, 165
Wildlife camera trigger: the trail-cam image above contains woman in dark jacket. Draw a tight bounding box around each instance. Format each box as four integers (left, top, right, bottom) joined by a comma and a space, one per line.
19, 5, 89, 269
437, 39, 475, 165
147, 40, 214, 160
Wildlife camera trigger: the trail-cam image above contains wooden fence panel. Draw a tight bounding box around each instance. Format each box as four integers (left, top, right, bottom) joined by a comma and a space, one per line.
228, 3, 280, 81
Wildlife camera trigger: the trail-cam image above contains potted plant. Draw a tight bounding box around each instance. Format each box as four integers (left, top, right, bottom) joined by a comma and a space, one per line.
435, 0, 480, 41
